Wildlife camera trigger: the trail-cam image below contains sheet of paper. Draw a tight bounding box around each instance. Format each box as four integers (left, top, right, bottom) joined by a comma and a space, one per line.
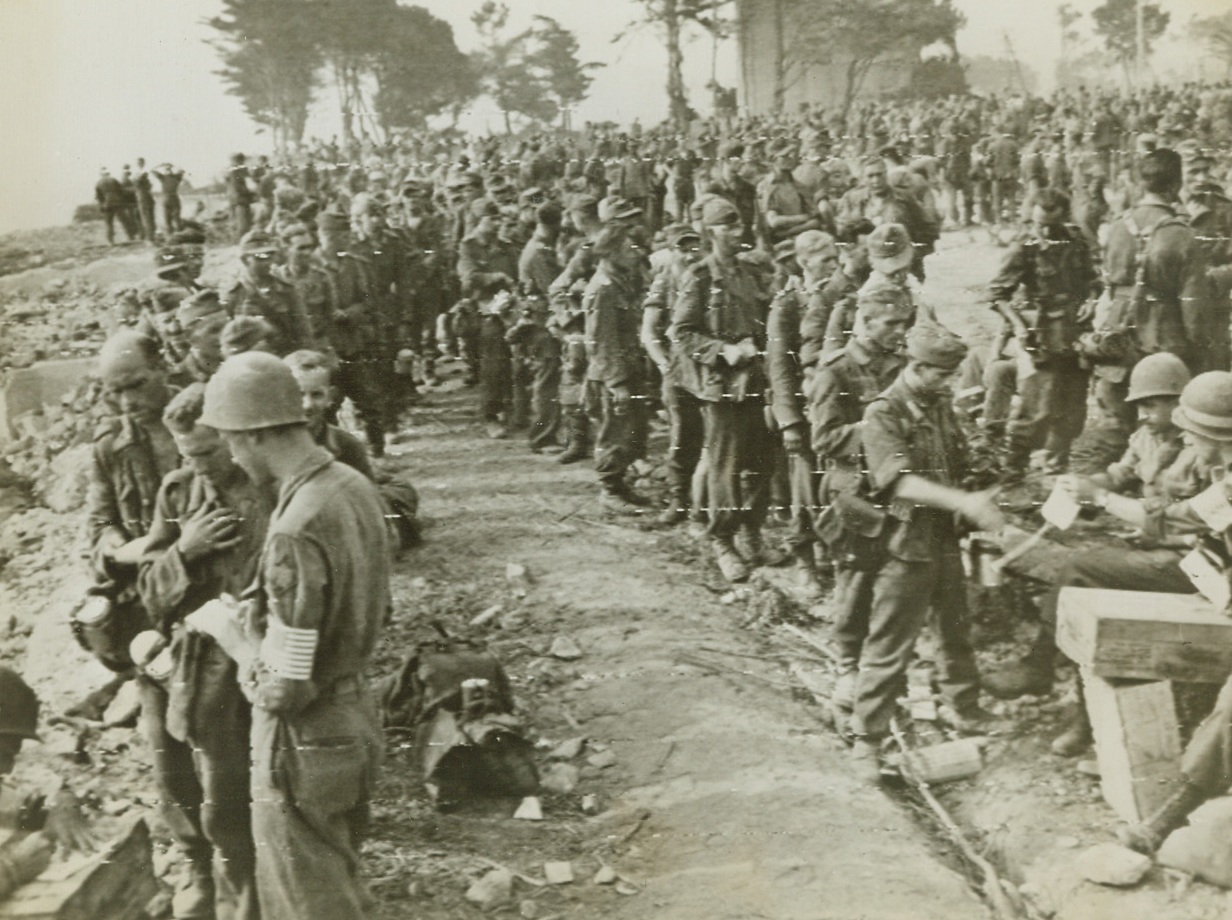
1187, 481, 1232, 533
1040, 482, 1081, 530
185, 598, 258, 673
1180, 548, 1231, 611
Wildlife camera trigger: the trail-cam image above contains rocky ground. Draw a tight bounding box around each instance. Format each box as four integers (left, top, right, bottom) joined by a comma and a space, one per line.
1, 220, 1230, 919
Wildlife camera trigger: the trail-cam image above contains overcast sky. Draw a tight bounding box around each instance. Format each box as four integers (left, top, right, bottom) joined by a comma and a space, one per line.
0, 0, 1226, 234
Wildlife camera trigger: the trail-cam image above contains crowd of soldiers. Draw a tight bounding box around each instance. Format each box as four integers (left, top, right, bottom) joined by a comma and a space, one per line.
11, 77, 1230, 918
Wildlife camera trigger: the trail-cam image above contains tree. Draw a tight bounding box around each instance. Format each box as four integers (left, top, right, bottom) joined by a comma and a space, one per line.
1090, 0, 1169, 85
1192, 11, 1232, 77
523, 16, 603, 129
208, 0, 322, 154
621, 0, 731, 130
1056, 3, 1083, 88
371, 6, 477, 132
783, 0, 965, 121
471, 4, 595, 132
312, 0, 395, 143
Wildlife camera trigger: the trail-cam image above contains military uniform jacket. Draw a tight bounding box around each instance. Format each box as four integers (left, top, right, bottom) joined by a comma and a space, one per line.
315, 250, 373, 358
765, 278, 809, 430
88, 411, 179, 576
863, 374, 970, 563
223, 272, 312, 356
255, 448, 390, 711
138, 467, 270, 634
350, 231, 409, 330
584, 264, 643, 390
668, 253, 772, 403
1103, 196, 1209, 359
808, 338, 905, 464
276, 263, 334, 349
799, 270, 859, 369
988, 224, 1097, 355
457, 235, 518, 301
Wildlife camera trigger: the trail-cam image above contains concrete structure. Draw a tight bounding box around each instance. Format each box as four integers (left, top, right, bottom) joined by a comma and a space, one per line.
735, 0, 923, 115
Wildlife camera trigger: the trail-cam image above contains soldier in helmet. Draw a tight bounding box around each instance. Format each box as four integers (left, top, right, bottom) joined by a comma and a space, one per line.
223, 231, 311, 357
984, 369, 1232, 759
201, 352, 390, 920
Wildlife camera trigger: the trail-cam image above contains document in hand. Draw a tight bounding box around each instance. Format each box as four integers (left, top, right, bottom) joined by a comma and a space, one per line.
185, 597, 259, 674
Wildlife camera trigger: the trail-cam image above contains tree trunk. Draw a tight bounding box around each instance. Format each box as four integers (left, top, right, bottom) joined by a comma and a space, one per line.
664, 0, 690, 131
772, 0, 785, 113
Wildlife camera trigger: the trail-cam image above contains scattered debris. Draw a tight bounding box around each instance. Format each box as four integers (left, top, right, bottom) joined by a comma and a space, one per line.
470, 604, 504, 627
1077, 842, 1152, 887
593, 866, 617, 885
548, 737, 586, 760
543, 861, 574, 885
580, 794, 600, 815
549, 636, 583, 661
614, 879, 640, 896
586, 749, 616, 770
513, 796, 543, 821
466, 867, 514, 910
901, 738, 983, 785
540, 763, 580, 794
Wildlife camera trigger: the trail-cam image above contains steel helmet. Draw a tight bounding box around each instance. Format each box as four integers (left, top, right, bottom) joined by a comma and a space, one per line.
200, 352, 307, 431
0, 667, 39, 740
1127, 352, 1191, 402
1173, 371, 1232, 442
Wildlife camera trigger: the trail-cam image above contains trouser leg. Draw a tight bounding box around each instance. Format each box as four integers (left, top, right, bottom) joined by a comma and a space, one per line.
928, 551, 980, 714
527, 330, 561, 449
251, 692, 381, 920
190, 646, 257, 920
702, 399, 773, 541
136, 678, 210, 865
852, 558, 934, 740
830, 566, 875, 670
595, 383, 645, 488
478, 315, 511, 423
786, 449, 817, 556
1180, 674, 1232, 797
664, 381, 704, 509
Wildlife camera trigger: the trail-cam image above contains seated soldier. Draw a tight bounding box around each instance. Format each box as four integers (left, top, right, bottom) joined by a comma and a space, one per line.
984, 372, 1232, 758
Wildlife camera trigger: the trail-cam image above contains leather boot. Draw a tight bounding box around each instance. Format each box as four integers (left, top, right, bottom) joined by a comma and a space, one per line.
1118, 780, 1206, 854
1050, 702, 1093, 757
557, 412, 591, 464
792, 547, 825, 600
711, 537, 749, 583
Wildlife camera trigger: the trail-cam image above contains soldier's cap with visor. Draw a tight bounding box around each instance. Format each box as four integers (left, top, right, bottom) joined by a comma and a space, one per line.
599, 196, 644, 223
856, 281, 913, 321
0, 666, 39, 741
700, 197, 742, 228
773, 237, 799, 265
665, 222, 701, 248
905, 321, 967, 370
201, 351, 308, 431
866, 223, 913, 274
154, 245, 189, 275
176, 289, 226, 330
794, 229, 837, 260
239, 230, 280, 256
1172, 371, 1232, 442
316, 205, 350, 232
567, 192, 600, 213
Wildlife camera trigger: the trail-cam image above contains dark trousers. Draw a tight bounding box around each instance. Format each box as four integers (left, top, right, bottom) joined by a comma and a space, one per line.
525, 328, 561, 449
1182, 673, 1232, 796
231, 203, 252, 241
137, 193, 157, 240
663, 379, 704, 508
831, 567, 875, 670
853, 552, 979, 739
479, 315, 512, 422
163, 195, 182, 233
1007, 354, 1089, 462
594, 381, 647, 489
336, 355, 385, 450
701, 398, 774, 541
786, 449, 818, 555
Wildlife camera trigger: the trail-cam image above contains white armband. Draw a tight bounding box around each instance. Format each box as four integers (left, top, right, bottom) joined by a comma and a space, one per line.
259, 617, 318, 681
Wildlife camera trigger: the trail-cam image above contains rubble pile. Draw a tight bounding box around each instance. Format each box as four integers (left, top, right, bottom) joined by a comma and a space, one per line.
0, 281, 113, 372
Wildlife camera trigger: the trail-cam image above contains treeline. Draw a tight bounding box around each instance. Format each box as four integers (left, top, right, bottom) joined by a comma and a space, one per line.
208, 0, 598, 150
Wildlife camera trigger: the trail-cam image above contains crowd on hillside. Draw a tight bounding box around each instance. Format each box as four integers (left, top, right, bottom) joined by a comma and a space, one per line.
6, 77, 1230, 917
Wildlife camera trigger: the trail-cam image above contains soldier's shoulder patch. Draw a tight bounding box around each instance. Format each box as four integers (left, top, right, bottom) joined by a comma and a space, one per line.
265, 536, 300, 604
